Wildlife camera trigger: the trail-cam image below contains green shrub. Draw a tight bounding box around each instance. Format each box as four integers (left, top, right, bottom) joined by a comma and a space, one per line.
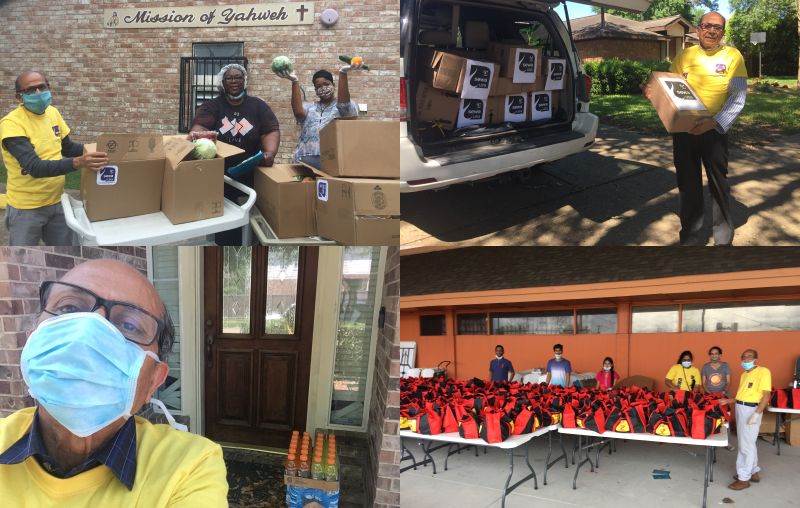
583, 58, 671, 95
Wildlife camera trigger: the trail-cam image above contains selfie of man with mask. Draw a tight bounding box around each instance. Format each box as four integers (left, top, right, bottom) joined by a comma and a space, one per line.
0, 259, 228, 506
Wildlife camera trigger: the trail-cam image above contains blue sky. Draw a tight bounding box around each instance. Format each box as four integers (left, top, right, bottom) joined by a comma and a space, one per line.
555, 0, 732, 21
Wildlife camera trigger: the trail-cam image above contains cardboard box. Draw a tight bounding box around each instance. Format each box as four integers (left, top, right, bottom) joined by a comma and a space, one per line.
785, 416, 800, 446
161, 136, 243, 225
646, 71, 713, 133
422, 51, 497, 100
545, 58, 567, 90
487, 94, 527, 124
81, 134, 165, 222
253, 164, 316, 238
319, 119, 399, 179
490, 77, 539, 97
416, 82, 459, 130
456, 98, 486, 128
314, 173, 400, 245
489, 43, 541, 83
530, 91, 553, 121
285, 475, 339, 491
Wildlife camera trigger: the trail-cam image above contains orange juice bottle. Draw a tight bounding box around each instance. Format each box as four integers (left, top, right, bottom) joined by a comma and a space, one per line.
298, 453, 310, 478
285, 453, 297, 477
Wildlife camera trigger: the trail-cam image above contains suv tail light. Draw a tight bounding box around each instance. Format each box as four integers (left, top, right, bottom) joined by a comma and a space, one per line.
400, 77, 408, 121
583, 74, 592, 100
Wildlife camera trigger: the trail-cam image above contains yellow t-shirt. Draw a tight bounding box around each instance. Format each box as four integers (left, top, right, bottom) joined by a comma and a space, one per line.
735, 365, 772, 404
0, 407, 228, 507
0, 104, 71, 209
666, 364, 702, 391
670, 44, 748, 115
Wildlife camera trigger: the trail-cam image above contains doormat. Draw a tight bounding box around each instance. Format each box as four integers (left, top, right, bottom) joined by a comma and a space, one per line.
224, 449, 286, 508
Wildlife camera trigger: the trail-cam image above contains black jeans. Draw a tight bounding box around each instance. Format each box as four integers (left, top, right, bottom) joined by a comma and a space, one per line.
672, 129, 733, 246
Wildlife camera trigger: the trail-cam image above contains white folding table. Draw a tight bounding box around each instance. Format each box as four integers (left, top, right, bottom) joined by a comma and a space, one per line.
400, 425, 567, 508
559, 426, 728, 508
768, 406, 800, 455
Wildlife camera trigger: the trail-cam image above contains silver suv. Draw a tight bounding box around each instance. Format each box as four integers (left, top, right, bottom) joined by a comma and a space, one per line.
400, 0, 646, 192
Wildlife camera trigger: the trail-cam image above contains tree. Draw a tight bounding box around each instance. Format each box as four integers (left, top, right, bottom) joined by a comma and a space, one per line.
592, 0, 719, 23
727, 0, 798, 77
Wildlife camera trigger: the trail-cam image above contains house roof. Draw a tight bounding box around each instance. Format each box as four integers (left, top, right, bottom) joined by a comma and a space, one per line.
570, 13, 694, 42
400, 248, 800, 297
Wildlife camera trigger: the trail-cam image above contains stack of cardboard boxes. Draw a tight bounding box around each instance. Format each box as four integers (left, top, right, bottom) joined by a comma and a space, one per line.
416, 41, 566, 133
81, 134, 244, 224
254, 119, 399, 245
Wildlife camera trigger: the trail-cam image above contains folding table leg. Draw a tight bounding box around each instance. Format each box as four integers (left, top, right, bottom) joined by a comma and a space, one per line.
703, 446, 710, 508
501, 449, 515, 508
400, 439, 418, 472
422, 441, 437, 475
544, 431, 568, 486
776, 413, 782, 456
710, 448, 715, 482
525, 441, 538, 490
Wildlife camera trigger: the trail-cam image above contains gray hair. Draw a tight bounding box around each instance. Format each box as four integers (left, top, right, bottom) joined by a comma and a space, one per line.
214, 64, 248, 94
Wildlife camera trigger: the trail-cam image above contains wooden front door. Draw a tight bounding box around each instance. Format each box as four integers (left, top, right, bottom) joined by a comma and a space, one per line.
204, 247, 318, 447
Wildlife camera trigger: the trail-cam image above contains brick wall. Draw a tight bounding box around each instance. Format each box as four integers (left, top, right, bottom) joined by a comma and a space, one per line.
367, 246, 400, 507
0, 246, 147, 417
576, 38, 662, 62
0, 0, 400, 164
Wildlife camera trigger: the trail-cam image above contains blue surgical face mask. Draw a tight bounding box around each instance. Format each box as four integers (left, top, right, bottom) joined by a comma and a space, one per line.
603, 366, 611, 371
226, 90, 246, 100
742, 361, 755, 370
22, 90, 51, 114
554, 354, 562, 360
21, 312, 185, 437
681, 361, 692, 368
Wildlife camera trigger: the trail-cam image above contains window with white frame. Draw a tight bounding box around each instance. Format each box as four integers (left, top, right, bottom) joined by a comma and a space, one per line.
150, 246, 182, 411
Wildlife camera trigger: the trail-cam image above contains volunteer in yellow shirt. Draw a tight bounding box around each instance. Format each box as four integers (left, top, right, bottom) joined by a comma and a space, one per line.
0, 259, 229, 506
728, 348, 771, 491
664, 350, 702, 391
0, 71, 108, 245
645, 12, 747, 246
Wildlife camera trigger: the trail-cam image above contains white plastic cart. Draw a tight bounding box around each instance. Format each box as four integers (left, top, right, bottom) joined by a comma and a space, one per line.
62, 176, 256, 245
249, 206, 337, 246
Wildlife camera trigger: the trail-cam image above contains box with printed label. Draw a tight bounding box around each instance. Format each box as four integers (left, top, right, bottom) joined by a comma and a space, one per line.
420, 51, 497, 100
488, 43, 541, 83
314, 172, 400, 245
487, 94, 527, 124
545, 58, 567, 90
530, 91, 553, 121
319, 119, 399, 179
80, 134, 165, 222
253, 164, 316, 238
456, 99, 487, 128
416, 82, 460, 130
161, 135, 244, 225
645, 71, 713, 133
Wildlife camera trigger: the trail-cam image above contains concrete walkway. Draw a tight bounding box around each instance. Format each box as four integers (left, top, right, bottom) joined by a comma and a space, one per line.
400, 432, 800, 507
401, 125, 800, 247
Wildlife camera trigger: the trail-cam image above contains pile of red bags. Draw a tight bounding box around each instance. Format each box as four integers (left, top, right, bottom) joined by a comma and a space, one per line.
400, 377, 729, 444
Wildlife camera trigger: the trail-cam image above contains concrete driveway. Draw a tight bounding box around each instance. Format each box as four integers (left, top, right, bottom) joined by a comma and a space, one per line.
401, 125, 800, 247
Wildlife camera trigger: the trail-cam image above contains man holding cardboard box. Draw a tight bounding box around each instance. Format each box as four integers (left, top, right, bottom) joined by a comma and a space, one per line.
0, 71, 108, 245
644, 12, 747, 246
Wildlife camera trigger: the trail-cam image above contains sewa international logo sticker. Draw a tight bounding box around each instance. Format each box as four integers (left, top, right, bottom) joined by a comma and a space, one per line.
469, 64, 491, 89
518, 51, 536, 73
462, 99, 484, 120
550, 62, 564, 81
666, 80, 696, 100
97, 166, 118, 186
316, 179, 329, 202
508, 96, 525, 115
535, 93, 550, 112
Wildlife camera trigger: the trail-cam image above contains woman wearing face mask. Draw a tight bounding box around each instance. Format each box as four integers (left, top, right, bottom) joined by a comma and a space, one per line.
190, 63, 281, 245
596, 357, 620, 390
665, 350, 702, 392
276, 61, 363, 162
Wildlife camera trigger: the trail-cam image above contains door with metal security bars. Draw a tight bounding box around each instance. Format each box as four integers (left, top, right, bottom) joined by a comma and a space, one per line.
179, 56, 248, 132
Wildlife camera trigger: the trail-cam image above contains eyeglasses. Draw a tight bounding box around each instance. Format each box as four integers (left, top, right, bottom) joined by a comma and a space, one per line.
39, 281, 164, 347
17, 83, 49, 95
741, 355, 756, 360
224, 75, 245, 82
699, 23, 724, 32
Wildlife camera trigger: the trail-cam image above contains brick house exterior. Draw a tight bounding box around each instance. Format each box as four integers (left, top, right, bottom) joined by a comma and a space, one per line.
0, 246, 147, 417
0, 0, 399, 164
571, 14, 695, 63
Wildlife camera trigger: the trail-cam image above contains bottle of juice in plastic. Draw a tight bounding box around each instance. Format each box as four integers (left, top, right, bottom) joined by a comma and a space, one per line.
325, 454, 338, 481
285, 453, 297, 477
311, 453, 325, 480
298, 454, 310, 478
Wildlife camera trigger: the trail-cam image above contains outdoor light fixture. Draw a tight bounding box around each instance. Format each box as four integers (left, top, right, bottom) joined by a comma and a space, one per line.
320, 8, 339, 27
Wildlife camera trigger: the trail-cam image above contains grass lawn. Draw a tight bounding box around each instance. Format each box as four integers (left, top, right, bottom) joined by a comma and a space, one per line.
591, 80, 800, 148
0, 161, 81, 190
748, 75, 798, 87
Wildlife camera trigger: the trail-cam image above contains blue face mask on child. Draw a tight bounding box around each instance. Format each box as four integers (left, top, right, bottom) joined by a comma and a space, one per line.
21, 312, 185, 437
22, 90, 52, 114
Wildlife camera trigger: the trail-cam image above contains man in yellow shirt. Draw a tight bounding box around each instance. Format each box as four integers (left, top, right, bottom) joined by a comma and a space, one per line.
1, 71, 108, 245
728, 348, 771, 490
0, 259, 228, 506
645, 13, 747, 246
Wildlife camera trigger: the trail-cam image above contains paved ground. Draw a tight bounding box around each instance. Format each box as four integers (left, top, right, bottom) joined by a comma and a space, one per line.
401, 430, 800, 508
401, 125, 800, 248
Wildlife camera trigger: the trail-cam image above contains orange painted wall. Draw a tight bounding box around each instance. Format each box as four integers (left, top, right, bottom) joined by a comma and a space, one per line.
400, 310, 456, 378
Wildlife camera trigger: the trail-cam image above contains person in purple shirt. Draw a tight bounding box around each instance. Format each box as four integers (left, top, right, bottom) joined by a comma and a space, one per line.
546, 343, 572, 387
489, 345, 515, 382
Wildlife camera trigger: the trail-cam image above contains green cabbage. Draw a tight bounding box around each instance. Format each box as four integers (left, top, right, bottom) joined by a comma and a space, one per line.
192, 138, 217, 159
271, 55, 294, 74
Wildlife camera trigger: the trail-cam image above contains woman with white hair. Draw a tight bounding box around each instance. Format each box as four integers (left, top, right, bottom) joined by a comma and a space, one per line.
190, 63, 280, 245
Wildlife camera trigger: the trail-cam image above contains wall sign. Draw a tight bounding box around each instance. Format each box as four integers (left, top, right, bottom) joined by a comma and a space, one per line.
104, 2, 314, 29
